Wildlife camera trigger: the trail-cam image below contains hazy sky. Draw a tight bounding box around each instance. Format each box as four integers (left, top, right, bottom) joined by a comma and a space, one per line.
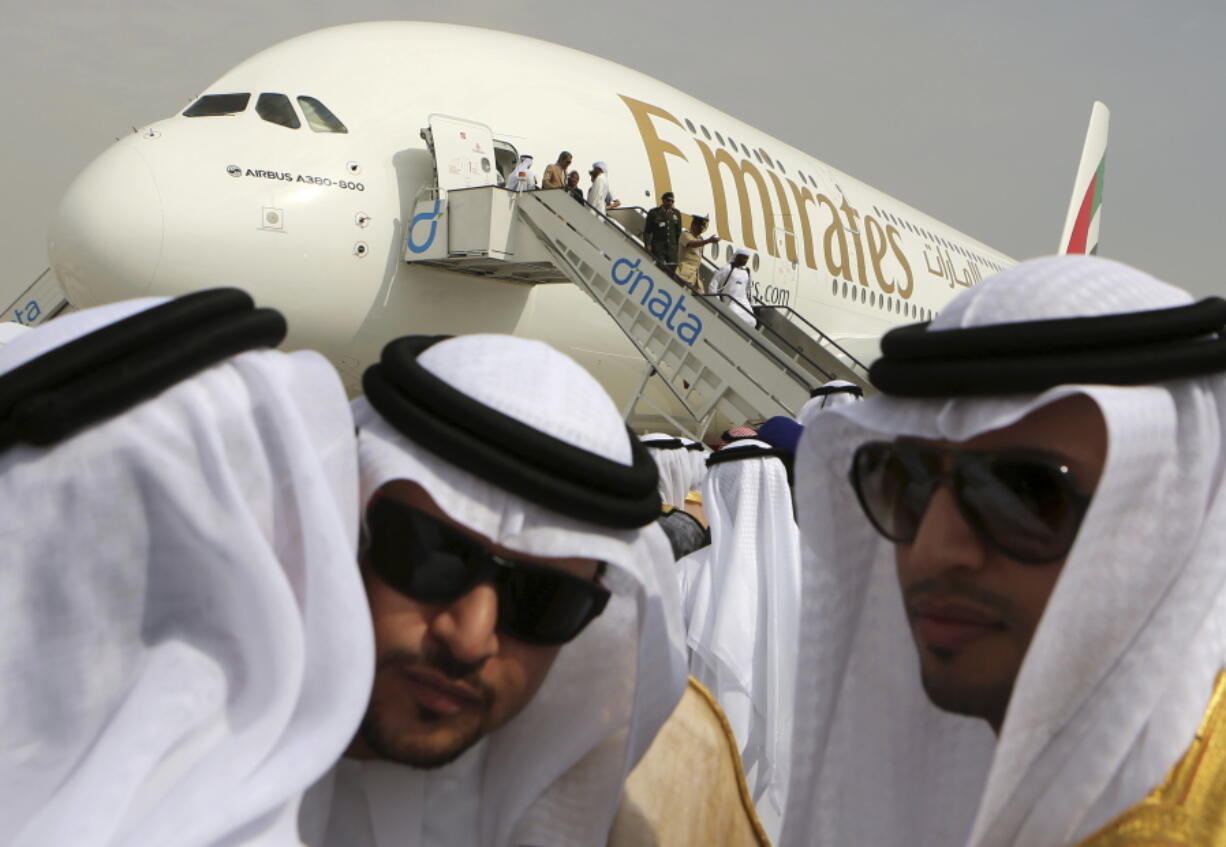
3, 0, 1223, 309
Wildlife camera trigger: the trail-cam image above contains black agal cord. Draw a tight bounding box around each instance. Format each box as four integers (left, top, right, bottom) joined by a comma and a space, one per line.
641, 436, 688, 450
810, 383, 863, 399
0, 288, 286, 451
706, 443, 789, 467
870, 297, 1226, 397
363, 335, 661, 529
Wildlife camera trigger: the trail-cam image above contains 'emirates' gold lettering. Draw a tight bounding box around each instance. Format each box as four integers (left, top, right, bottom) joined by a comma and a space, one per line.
621, 94, 917, 298
619, 95, 688, 198
695, 140, 776, 254
819, 193, 852, 281
864, 216, 892, 293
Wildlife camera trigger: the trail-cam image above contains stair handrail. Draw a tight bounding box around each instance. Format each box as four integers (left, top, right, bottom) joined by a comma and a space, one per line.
524, 191, 832, 388
695, 251, 870, 379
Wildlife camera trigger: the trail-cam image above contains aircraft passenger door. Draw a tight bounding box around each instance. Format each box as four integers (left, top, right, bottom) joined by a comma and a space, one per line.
424, 114, 497, 195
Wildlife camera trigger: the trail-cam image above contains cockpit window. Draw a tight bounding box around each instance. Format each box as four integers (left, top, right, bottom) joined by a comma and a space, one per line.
183, 93, 250, 117
297, 96, 348, 133
256, 93, 300, 129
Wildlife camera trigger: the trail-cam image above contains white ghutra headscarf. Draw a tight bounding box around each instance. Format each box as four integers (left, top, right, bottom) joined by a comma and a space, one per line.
1, 298, 373, 847
641, 432, 703, 509
798, 378, 862, 420
504, 155, 537, 192
782, 256, 1226, 846
683, 439, 800, 843
320, 334, 687, 847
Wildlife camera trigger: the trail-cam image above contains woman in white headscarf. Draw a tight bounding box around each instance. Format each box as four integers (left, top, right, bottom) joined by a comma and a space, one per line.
1, 296, 373, 847
783, 255, 1226, 846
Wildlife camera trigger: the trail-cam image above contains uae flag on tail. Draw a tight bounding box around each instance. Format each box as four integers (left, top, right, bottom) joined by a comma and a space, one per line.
1058, 101, 1109, 256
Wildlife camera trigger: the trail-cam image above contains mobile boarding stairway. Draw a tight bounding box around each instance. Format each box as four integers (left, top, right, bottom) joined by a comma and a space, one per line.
2, 268, 72, 329
405, 116, 870, 439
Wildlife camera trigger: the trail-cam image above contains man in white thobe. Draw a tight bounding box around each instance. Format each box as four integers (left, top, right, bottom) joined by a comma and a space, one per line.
641, 433, 710, 560
1, 292, 372, 847
710, 247, 757, 328
783, 255, 1226, 846
679, 439, 801, 843
504, 154, 538, 191
640, 432, 704, 509
302, 333, 687, 847
587, 161, 620, 215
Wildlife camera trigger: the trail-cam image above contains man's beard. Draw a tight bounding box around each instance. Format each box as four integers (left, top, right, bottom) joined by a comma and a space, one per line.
360, 644, 494, 770
918, 667, 1015, 730
904, 575, 1022, 732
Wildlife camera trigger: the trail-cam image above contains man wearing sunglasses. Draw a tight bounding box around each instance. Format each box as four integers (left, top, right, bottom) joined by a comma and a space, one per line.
782, 256, 1226, 846
301, 333, 687, 847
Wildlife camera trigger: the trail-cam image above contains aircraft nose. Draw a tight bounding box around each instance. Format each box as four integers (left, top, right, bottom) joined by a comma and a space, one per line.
49, 142, 163, 307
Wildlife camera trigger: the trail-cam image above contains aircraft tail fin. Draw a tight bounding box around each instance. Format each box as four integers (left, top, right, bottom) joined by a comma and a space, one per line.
1058, 101, 1109, 255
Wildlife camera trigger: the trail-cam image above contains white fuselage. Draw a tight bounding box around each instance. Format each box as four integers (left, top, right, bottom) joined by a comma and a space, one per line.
49, 21, 1013, 401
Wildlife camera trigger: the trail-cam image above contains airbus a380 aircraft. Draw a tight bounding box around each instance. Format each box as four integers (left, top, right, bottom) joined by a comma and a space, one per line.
46, 21, 1106, 420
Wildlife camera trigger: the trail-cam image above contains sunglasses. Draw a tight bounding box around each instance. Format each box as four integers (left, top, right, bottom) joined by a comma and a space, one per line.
365, 497, 610, 645
849, 440, 1093, 563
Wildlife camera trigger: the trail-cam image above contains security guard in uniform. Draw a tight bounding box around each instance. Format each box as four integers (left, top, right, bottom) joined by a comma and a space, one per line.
644, 192, 683, 273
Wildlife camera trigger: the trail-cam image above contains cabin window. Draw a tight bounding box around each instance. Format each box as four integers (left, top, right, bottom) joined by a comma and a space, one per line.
685, 118, 696, 133
728, 136, 737, 150
256, 93, 300, 129
701, 125, 712, 140
298, 96, 348, 133
183, 93, 250, 117
831, 279, 838, 296
741, 143, 752, 158
715, 131, 725, 146
752, 254, 760, 271
753, 149, 763, 164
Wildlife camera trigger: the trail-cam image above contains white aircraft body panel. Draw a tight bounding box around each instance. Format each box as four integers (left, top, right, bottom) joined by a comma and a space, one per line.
49, 21, 1015, 403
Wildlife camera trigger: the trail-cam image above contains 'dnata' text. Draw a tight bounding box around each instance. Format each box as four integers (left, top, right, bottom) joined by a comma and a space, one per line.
621, 95, 915, 299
